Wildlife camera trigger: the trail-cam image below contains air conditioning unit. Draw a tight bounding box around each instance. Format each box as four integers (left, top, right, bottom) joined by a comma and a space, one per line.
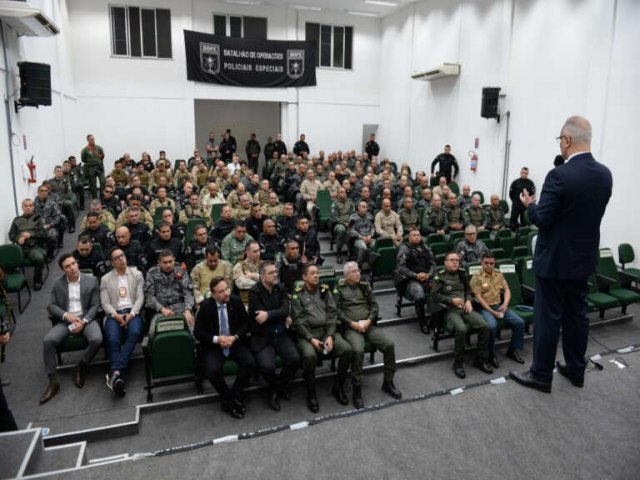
411, 63, 460, 81
0, 1, 59, 37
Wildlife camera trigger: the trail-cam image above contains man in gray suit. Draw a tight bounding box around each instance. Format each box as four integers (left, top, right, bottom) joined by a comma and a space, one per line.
41, 254, 102, 404
100, 248, 145, 397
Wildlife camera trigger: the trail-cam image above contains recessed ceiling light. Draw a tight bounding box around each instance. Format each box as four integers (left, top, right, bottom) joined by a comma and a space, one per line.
347, 10, 380, 17
293, 5, 323, 11
364, 0, 399, 6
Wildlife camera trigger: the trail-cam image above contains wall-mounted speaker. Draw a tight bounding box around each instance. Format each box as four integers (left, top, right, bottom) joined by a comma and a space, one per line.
18, 62, 51, 107
481, 87, 501, 120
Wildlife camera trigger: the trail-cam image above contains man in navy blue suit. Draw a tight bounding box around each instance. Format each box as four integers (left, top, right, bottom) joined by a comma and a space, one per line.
510, 116, 612, 393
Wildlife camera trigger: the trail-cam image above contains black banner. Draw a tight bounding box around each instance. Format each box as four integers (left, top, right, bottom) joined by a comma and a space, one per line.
184, 30, 316, 88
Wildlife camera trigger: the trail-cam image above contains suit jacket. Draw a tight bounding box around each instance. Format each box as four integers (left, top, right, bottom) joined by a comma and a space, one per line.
193, 295, 249, 350
247, 282, 290, 352
100, 267, 145, 317
529, 152, 612, 280
48, 273, 101, 324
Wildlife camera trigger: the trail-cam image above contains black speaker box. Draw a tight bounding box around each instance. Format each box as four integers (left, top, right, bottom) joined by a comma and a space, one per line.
481, 87, 500, 119
18, 62, 51, 107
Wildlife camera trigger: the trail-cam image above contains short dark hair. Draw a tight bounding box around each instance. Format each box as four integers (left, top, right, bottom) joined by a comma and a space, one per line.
77, 235, 92, 245
234, 221, 246, 230
156, 221, 172, 231
444, 251, 459, 261
302, 263, 318, 276
86, 211, 100, 220
58, 252, 75, 269
157, 249, 175, 261
481, 252, 496, 261
205, 245, 221, 257
209, 275, 226, 291
259, 260, 275, 275
107, 247, 124, 260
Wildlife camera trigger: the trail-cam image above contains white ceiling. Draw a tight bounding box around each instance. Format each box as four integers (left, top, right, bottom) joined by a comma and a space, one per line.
223, 0, 413, 19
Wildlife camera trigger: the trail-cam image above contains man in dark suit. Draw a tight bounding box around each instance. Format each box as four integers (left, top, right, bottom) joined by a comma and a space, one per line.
193, 276, 255, 419
41, 254, 103, 404
510, 116, 612, 392
248, 261, 300, 412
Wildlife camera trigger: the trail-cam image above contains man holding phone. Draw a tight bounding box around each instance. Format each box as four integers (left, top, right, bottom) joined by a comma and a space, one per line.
292, 264, 353, 413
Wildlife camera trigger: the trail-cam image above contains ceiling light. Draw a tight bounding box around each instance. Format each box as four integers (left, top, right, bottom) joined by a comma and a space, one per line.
293, 5, 323, 11
346, 10, 380, 17
364, 0, 399, 6
224, 0, 263, 5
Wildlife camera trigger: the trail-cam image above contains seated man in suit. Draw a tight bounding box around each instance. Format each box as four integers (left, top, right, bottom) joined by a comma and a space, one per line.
41, 254, 103, 404
335, 262, 402, 409
248, 261, 300, 411
100, 247, 145, 397
292, 264, 353, 413
194, 276, 255, 419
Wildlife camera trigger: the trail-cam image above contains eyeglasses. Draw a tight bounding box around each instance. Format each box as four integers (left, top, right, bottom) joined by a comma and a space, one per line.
112, 253, 125, 261
555, 135, 568, 144
482, 261, 496, 266
465, 233, 477, 236
445, 258, 460, 263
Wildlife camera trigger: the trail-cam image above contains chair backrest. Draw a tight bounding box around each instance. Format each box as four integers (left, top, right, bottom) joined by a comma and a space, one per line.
150, 315, 195, 379
0, 244, 25, 270
498, 199, 509, 214
185, 218, 207, 243
373, 237, 394, 252
495, 228, 512, 239
498, 261, 523, 305
498, 236, 515, 258
154, 206, 172, 225
490, 247, 505, 259
448, 182, 460, 196
372, 246, 397, 277
518, 256, 535, 289
596, 248, 621, 287
618, 243, 635, 267
466, 262, 482, 276
429, 242, 448, 256
210, 203, 224, 222
477, 230, 490, 240
316, 189, 332, 210
471, 190, 485, 204
448, 230, 465, 247
426, 233, 445, 246
516, 226, 533, 246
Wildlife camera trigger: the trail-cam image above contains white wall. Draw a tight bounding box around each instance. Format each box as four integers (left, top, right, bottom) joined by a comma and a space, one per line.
0, 0, 76, 242
379, 0, 639, 261
67, 0, 382, 160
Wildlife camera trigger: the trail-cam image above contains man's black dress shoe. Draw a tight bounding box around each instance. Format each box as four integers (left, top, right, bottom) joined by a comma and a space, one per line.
336, 253, 343, 264
74, 364, 85, 388
307, 394, 319, 413
268, 391, 281, 411
331, 382, 349, 405
509, 370, 552, 393
453, 361, 466, 379
39, 382, 60, 405
487, 354, 500, 369
352, 385, 364, 409
473, 359, 494, 374
506, 349, 525, 364
556, 362, 584, 387
221, 400, 244, 419
233, 398, 246, 415
381, 381, 402, 399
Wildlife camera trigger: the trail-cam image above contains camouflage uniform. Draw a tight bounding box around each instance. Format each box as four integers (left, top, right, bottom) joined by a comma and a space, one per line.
398, 207, 419, 232
144, 265, 194, 336
179, 205, 211, 227
81, 143, 105, 198
348, 212, 377, 265
330, 197, 354, 255
220, 232, 254, 265
232, 259, 261, 304
432, 267, 489, 362
34, 196, 64, 252
264, 203, 283, 218
335, 278, 396, 387
462, 205, 487, 229
422, 207, 449, 235
80, 210, 116, 232
190, 258, 233, 305
374, 210, 403, 242
291, 283, 352, 394
455, 239, 490, 268
395, 241, 436, 326
49, 177, 77, 227
486, 205, 506, 232
445, 204, 464, 231
8, 214, 47, 282
116, 206, 154, 230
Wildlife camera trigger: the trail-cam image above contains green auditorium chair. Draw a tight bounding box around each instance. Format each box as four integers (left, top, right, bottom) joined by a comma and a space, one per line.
595, 248, 640, 314
370, 246, 397, 288
142, 315, 202, 402
448, 230, 465, 248
426, 233, 445, 246
315, 189, 332, 230
448, 182, 460, 196
497, 261, 534, 334
471, 190, 485, 204
497, 236, 515, 259
617, 243, 640, 290
0, 244, 32, 314
210, 203, 224, 223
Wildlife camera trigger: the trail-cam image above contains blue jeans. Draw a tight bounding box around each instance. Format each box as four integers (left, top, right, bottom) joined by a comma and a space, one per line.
479, 305, 525, 353
105, 309, 144, 377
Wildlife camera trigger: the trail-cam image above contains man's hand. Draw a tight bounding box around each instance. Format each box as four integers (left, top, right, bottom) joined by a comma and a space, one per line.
416, 272, 429, 282
463, 300, 473, 313
497, 303, 508, 313
184, 310, 195, 328
310, 338, 323, 351
114, 313, 126, 326
452, 297, 464, 308
160, 307, 174, 317
218, 335, 235, 348
520, 189, 537, 207
0, 332, 11, 345
69, 321, 85, 335
359, 319, 372, 332
285, 316, 292, 329
350, 321, 362, 332
255, 311, 268, 325
324, 336, 334, 353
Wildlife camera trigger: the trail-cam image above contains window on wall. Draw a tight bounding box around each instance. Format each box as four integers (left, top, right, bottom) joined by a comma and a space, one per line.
110, 5, 172, 59
213, 15, 267, 39
305, 23, 353, 69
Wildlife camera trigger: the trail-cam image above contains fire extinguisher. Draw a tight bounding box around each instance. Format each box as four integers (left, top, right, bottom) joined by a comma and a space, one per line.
468, 150, 478, 172
27, 158, 37, 183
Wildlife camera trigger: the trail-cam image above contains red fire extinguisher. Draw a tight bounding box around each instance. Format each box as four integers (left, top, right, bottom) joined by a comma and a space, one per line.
27, 158, 37, 183
468, 150, 478, 172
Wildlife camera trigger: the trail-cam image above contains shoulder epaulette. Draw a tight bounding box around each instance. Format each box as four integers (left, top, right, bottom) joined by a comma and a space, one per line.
337, 278, 346, 287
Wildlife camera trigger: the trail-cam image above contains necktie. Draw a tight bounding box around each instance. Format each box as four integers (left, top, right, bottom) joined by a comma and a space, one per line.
219, 305, 230, 357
